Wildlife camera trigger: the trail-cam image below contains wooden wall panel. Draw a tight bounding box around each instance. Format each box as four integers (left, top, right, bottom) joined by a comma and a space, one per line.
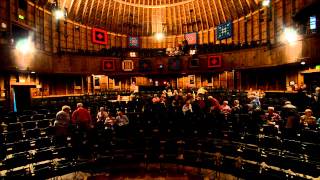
253, 12, 259, 42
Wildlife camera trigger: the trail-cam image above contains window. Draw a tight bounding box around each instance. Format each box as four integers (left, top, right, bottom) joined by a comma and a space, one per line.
310, 16, 316, 30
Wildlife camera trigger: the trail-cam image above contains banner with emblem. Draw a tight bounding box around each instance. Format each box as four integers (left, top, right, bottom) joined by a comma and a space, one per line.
102, 59, 115, 71
122, 60, 134, 71
208, 55, 222, 68
128, 36, 140, 48
92, 28, 108, 45
184, 32, 197, 45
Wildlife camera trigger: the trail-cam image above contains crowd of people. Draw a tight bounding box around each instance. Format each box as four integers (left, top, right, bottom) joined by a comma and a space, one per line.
52, 86, 320, 146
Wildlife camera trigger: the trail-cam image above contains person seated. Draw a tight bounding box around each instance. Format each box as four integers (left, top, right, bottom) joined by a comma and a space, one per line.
300, 109, 317, 129
182, 100, 193, 115
115, 110, 129, 127
96, 107, 108, 123
248, 95, 261, 110
167, 89, 173, 97
105, 113, 116, 129
231, 100, 242, 114
264, 107, 281, 125
220, 101, 231, 115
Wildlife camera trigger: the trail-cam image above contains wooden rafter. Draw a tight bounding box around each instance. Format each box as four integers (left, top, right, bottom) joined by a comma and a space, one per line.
61, 0, 259, 36
81, 0, 89, 22
216, 0, 226, 22
199, 0, 209, 29
230, 0, 240, 19
93, 0, 101, 26
212, 0, 221, 24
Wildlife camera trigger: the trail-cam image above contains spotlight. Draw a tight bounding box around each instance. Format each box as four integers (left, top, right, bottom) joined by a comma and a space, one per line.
54, 9, 66, 20
262, 0, 270, 7
283, 27, 298, 44
129, 52, 137, 57
155, 32, 164, 41
190, 49, 196, 55
16, 37, 34, 55
1, 22, 7, 29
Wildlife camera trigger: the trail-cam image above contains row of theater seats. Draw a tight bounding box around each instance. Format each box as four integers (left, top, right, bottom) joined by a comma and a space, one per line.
0, 109, 319, 178
2, 128, 318, 177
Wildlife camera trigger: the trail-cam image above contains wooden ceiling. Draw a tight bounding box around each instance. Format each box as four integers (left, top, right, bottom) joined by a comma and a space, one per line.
56, 0, 260, 36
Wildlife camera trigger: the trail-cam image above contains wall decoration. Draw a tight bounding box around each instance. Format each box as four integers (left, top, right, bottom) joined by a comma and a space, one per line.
102, 59, 115, 71
189, 75, 195, 85
217, 21, 232, 40
184, 32, 197, 45
208, 55, 222, 68
92, 28, 108, 45
128, 36, 140, 48
122, 60, 134, 71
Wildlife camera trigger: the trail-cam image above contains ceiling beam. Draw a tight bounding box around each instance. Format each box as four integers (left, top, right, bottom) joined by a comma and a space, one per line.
99, 0, 107, 26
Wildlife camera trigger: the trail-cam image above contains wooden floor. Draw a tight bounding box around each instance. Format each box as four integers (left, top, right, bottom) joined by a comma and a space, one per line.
52, 163, 242, 180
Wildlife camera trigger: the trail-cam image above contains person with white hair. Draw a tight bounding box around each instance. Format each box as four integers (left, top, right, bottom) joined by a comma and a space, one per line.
71, 103, 92, 130
300, 109, 317, 129
264, 106, 281, 125
220, 101, 231, 115
96, 107, 108, 123
55, 105, 71, 145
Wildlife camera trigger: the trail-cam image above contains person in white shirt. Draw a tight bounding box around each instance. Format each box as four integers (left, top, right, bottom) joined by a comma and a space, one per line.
96, 107, 108, 123
116, 111, 129, 126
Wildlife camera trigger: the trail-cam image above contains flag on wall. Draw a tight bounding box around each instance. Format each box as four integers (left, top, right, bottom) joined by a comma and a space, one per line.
208, 55, 222, 68
184, 32, 197, 45
128, 36, 140, 48
102, 59, 115, 71
92, 28, 108, 45
122, 60, 134, 71
168, 57, 181, 71
139, 59, 152, 72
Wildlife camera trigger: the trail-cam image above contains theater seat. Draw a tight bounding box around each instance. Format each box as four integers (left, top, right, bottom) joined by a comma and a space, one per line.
25, 128, 41, 140
37, 119, 50, 129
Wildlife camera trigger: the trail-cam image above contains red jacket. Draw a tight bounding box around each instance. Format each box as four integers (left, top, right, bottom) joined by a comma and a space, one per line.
71, 107, 91, 124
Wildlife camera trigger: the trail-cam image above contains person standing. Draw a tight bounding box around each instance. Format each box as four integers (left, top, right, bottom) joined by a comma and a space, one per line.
71, 103, 92, 130
54, 105, 71, 145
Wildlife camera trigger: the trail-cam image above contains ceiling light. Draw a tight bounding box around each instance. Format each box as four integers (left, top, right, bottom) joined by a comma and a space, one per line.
190, 49, 196, 55
16, 37, 34, 55
300, 61, 306, 65
129, 52, 137, 57
283, 27, 298, 44
155, 32, 164, 41
262, 0, 270, 7
54, 9, 65, 20
1, 22, 7, 29
18, 15, 25, 20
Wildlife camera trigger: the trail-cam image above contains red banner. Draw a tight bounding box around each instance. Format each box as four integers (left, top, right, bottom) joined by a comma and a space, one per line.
102, 59, 115, 71
92, 28, 108, 45
208, 55, 222, 68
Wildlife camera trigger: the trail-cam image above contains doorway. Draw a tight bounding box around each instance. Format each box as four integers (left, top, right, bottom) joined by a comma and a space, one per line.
13, 86, 32, 112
